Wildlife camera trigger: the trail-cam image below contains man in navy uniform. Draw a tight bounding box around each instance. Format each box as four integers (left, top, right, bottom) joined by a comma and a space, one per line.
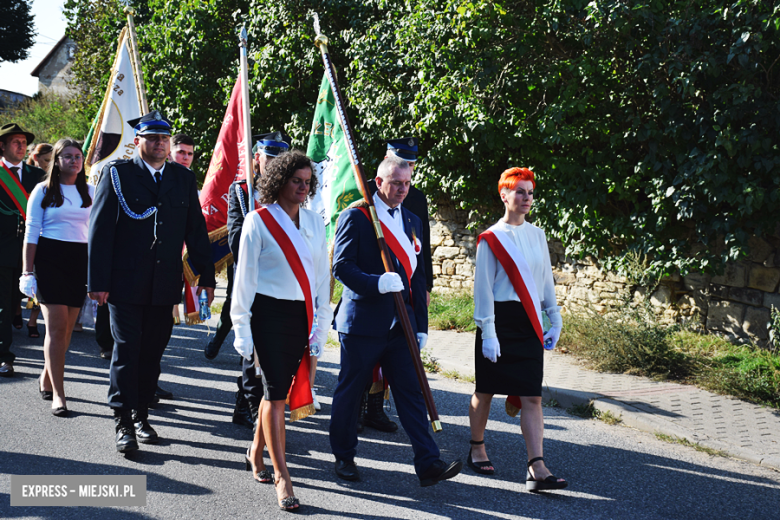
0, 123, 45, 377
360, 137, 433, 432
88, 111, 216, 452
206, 131, 291, 429
329, 154, 461, 486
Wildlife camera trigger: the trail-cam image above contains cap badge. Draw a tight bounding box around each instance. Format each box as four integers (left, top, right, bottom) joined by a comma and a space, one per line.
408, 139, 414, 147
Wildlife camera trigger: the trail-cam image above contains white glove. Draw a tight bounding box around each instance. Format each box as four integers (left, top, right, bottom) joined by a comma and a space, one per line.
543, 326, 562, 350
482, 336, 501, 363
378, 272, 404, 294
417, 333, 428, 351
309, 341, 322, 358
233, 336, 254, 362
19, 274, 37, 299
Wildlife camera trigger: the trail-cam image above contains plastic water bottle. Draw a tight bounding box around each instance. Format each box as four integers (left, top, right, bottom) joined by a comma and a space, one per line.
199, 290, 211, 321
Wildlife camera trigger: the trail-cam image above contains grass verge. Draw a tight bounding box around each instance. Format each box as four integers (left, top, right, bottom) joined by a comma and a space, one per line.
654, 433, 728, 457
429, 291, 477, 332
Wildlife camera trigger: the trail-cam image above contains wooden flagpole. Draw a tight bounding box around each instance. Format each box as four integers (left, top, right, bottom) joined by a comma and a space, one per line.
124, 7, 148, 114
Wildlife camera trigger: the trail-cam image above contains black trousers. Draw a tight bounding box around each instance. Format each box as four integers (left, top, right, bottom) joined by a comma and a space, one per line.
107, 302, 174, 410
212, 265, 233, 347
0, 266, 17, 363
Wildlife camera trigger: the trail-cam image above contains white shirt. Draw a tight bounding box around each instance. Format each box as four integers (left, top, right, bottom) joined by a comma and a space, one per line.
474, 220, 561, 339
142, 160, 165, 181
373, 191, 403, 228
3, 158, 24, 182
231, 206, 333, 347
24, 183, 95, 244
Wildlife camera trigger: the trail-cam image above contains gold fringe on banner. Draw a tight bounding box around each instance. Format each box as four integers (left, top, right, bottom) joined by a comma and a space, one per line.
185, 312, 203, 326
182, 225, 232, 287
369, 380, 384, 394
289, 403, 316, 423
505, 399, 521, 418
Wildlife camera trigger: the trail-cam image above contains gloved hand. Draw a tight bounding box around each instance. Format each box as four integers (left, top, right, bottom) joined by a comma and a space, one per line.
378, 272, 404, 294
417, 332, 428, 351
233, 336, 254, 362
543, 326, 562, 351
482, 336, 501, 363
19, 274, 37, 299
309, 341, 322, 358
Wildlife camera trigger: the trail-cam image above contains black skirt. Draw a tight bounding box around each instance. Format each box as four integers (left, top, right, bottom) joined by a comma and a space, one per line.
475, 300, 543, 396
34, 237, 88, 308
249, 293, 309, 401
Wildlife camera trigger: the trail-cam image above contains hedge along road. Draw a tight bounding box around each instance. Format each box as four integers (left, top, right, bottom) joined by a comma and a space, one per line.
1, 309, 779, 519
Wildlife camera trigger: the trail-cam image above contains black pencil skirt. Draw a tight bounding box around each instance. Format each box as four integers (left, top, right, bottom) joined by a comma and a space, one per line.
34, 237, 88, 308
475, 300, 544, 397
249, 293, 309, 401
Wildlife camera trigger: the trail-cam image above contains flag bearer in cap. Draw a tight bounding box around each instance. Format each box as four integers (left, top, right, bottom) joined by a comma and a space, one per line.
88, 111, 216, 452
203, 132, 291, 431
0, 123, 45, 377
360, 137, 433, 433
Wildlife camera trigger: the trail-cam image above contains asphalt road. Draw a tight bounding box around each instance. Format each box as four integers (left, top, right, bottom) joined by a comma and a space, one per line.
1, 317, 779, 519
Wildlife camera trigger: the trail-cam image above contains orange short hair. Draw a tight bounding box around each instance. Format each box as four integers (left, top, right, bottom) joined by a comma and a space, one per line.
498, 167, 535, 195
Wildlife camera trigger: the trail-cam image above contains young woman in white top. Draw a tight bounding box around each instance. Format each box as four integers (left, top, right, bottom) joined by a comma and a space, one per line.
469, 167, 568, 492
19, 139, 95, 417
231, 150, 332, 512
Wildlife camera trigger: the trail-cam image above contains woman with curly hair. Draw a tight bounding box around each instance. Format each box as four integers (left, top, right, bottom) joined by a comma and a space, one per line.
231, 150, 332, 511
19, 139, 94, 416
468, 167, 568, 492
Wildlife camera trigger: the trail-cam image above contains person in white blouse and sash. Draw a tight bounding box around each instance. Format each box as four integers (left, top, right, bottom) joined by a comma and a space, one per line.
19, 139, 94, 417
231, 150, 332, 512
469, 167, 568, 492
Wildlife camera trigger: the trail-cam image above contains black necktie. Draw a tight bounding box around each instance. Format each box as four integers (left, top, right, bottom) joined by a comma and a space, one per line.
154, 171, 162, 192
388, 207, 398, 218
10, 167, 20, 181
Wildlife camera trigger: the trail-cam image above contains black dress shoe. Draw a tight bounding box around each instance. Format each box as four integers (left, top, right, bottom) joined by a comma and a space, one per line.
0, 362, 14, 377
419, 459, 463, 487
335, 459, 360, 481
204, 339, 221, 360
99, 348, 112, 360
155, 385, 173, 399
132, 409, 159, 444
232, 391, 254, 428
363, 391, 398, 433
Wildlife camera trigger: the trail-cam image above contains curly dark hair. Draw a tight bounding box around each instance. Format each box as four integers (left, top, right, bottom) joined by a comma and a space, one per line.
257, 150, 318, 204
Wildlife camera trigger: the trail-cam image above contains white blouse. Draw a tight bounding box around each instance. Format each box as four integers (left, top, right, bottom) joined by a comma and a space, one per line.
231, 206, 333, 348
473, 220, 562, 339
24, 183, 95, 244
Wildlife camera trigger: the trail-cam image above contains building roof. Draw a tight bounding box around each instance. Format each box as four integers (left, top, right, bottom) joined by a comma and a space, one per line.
30, 34, 70, 78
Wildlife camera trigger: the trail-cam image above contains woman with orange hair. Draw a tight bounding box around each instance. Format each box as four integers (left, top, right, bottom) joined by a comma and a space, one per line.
468, 167, 567, 492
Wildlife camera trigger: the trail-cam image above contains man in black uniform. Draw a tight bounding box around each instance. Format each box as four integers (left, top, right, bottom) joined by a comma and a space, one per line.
88, 111, 216, 452
205, 131, 291, 430
361, 137, 433, 432
0, 124, 45, 377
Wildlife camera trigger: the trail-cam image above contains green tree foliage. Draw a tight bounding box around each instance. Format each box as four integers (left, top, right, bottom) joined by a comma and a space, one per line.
0, 0, 36, 63
66, 0, 780, 275
6, 92, 92, 145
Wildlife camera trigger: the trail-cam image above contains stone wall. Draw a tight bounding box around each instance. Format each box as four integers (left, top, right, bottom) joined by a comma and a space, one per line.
429, 200, 780, 349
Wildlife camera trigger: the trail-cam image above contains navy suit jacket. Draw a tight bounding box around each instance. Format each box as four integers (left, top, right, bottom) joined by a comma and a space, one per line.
332, 205, 427, 337
88, 156, 215, 306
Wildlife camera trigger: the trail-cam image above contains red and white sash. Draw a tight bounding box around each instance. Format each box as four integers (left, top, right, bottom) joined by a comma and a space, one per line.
256, 204, 316, 421
358, 204, 417, 288
478, 226, 544, 345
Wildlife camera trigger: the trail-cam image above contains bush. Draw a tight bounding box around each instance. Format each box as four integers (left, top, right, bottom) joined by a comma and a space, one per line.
5, 92, 92, 146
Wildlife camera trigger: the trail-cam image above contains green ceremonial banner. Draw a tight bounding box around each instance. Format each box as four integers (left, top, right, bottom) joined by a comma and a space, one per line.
306, 73, 361, 243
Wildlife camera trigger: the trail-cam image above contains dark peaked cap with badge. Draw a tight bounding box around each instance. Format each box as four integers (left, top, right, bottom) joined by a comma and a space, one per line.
127, 110, 173, 136
252, 131, 291, 157
387, 137, 419, 162
0, 123, 35, 143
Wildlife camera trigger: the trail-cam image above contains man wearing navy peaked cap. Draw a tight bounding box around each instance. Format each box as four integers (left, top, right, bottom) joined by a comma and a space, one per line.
88, 110, 216, 453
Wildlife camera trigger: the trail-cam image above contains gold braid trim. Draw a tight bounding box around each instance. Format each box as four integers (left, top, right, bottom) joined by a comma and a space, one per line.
505, 399, 521, 418
289, 403, 316, 423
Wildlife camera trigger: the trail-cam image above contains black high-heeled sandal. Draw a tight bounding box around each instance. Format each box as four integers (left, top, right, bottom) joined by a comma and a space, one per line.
278, 496, 300, 512
467, 440, 495, 475
526, 457, 568, 492
244, 447, 272, 483
38, 375, 52, 401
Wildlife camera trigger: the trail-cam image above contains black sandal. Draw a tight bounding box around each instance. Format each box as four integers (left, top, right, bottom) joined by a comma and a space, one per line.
526, 457, 568, 492
278, 496, 300, 512
244, 447, 273, 483
27, 324, 40, 338
13, 314, 23, 329
467, 440, 495, 475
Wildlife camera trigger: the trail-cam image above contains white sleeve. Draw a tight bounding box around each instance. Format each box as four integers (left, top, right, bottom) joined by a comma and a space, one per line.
473, 239, 498, 339
230, 211, 263, 339
538, 230, 562, 328
24, 184, 45, 245
312, 218, 333, 347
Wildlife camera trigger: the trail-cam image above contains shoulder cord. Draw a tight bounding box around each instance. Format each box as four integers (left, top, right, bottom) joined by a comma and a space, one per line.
236, 183, 248, 217
110, 166, 159, 249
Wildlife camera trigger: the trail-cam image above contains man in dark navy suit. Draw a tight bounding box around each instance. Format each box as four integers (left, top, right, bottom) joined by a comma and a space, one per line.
0, 123, 45, 377
363, 137, 433, 432
88, 111, 215, 452
330, 155, 461, 486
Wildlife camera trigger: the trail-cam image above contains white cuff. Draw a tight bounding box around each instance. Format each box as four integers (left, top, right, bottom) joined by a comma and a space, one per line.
545, 306, 563, 329
478, 317, 497, 340
234, 323, 253, 339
